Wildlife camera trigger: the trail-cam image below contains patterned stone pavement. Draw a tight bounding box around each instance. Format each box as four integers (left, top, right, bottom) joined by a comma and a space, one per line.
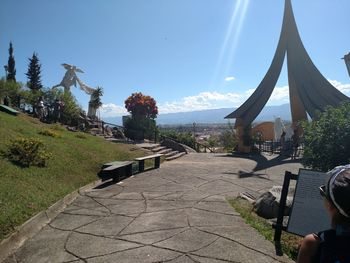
4, 153, 302, 263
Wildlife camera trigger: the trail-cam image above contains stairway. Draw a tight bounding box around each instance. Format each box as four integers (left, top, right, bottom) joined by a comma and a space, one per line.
139, 143, 186, 161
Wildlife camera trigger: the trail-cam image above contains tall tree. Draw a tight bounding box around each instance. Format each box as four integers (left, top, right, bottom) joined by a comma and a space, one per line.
6, 42, 16, 82
26, 52, 43, 91
124, 92, 158, 140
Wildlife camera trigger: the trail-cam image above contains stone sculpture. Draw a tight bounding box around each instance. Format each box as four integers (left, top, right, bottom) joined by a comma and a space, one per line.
53, 64, 102, 119
343, 53, 350, 77
225, 0, 349, 152
53, 64, 84, 93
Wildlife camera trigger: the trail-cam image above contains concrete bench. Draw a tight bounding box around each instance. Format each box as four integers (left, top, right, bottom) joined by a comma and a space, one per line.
134, 154, 163, 173
98, 161, 133, 182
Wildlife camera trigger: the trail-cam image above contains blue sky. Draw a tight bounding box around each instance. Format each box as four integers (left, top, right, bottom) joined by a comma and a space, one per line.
1, 0, 349, 118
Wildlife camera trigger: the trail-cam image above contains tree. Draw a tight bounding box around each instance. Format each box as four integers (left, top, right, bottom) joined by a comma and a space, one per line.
6, 42, 16, 82
125, 92, 158, 119
89, 86, 103, 109
219, 122, 238, 152
0, 78, 21, 106
124, 92, 158, 141
60, 91, 83, 126
302, 102, 350, 172
26, 52, 43, 91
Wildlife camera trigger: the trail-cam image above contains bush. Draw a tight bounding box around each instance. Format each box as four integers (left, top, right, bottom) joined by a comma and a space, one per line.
38, 129, 61, 138
50, 124, 65, 131
2, 137, 52, 167
302, 102, 350, 171
75, 133, 87, 139
0, 78, 22, 107
124, 117, 157, 141
60, 92, 83, 126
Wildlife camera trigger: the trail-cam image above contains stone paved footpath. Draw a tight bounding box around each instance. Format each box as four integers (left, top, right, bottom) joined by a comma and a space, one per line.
4, 153, 301, 263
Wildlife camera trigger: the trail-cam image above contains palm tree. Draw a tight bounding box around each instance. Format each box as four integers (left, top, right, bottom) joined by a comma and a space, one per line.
90, 86, 103, 109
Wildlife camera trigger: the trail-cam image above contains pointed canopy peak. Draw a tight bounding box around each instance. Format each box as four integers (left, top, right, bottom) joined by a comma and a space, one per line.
225, 0, 349, 127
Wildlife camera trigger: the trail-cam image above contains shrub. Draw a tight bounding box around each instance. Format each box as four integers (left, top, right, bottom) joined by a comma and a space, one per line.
38, 129, 61, 138
75, 133, 87, 139
50, 124, 65, 131
302, 102, 350, 171
0, 78, 22, 107
2, 137, 52, 167
59, 91, 83, 126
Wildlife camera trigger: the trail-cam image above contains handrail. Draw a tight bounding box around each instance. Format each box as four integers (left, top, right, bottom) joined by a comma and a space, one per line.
160, 135, 215, 153
100, 121, 124, 129
194, 141, 215, 153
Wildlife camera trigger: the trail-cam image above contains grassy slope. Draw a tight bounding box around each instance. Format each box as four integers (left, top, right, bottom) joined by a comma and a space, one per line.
0, 112, 148, 241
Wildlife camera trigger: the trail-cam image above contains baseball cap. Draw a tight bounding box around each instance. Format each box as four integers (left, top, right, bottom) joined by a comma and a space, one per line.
319, 164, 350, 218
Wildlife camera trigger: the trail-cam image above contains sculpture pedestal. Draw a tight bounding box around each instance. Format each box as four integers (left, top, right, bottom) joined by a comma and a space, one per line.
236, 125, 252, 153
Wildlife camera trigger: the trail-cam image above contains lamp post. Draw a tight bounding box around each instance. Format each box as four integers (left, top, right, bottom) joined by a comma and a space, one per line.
193, 122, 196, 150
4, 65, 8, 79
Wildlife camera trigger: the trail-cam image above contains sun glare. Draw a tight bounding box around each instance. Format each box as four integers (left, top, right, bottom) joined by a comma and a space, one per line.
211, 0, 250, 87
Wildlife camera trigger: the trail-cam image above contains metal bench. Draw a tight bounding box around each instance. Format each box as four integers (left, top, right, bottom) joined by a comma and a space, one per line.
98, 161, 133, 182
134, 154, 163, 173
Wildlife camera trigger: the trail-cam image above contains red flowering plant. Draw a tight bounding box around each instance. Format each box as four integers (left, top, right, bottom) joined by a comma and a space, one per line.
124, 92, 159, 140
125, 92, 158, 119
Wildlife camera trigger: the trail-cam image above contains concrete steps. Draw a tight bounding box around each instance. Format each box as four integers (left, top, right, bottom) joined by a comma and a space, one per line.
157, 148, 173, 155
136, 143, 187, 161
165, 152, 187, 161
151, 146, 167, 152
164, 150, 179, 157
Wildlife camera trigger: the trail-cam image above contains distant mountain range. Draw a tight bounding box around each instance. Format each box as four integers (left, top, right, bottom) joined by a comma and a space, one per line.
102, 103, 292, 126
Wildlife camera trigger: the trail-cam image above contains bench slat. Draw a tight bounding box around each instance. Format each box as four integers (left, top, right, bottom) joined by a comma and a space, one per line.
135, 154, 162, 172
135, 154, 163, 161
102, 161, 133, 169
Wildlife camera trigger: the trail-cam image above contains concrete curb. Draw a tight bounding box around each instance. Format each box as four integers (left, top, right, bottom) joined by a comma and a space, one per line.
0, 179, 101, 262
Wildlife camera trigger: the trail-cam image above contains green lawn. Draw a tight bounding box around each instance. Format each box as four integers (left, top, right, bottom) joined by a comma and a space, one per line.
228, 197, 302, 261
0, 112, 149, 241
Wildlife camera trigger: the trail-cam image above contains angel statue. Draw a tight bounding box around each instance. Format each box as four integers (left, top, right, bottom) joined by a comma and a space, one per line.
52, 63, 84, 93
343, 53, 350, 78
52, 63, 103, 119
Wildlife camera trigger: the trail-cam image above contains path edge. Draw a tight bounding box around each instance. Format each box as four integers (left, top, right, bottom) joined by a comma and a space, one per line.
0, 179, 101, 262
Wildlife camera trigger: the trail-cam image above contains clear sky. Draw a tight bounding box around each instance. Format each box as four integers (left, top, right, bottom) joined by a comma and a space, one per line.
1, 0, 349, 118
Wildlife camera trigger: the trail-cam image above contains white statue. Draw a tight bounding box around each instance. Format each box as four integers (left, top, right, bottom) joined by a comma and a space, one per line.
274, 117, 285, 141
53, 64, 84, 93
274, 117, 292, 140
53, 63, 102, 119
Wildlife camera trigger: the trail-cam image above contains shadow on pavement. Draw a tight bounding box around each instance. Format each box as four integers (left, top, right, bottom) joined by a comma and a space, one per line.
217, 153, 301, 173
93, 180, 118, 189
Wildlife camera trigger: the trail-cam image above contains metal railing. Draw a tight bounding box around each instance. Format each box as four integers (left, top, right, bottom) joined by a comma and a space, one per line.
253, 139, 303, 156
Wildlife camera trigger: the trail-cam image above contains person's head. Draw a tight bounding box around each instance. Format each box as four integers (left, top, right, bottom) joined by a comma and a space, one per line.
319, 165, 350, 226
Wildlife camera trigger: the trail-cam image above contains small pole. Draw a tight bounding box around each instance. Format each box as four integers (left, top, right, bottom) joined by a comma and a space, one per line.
193, 122, 196, 149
